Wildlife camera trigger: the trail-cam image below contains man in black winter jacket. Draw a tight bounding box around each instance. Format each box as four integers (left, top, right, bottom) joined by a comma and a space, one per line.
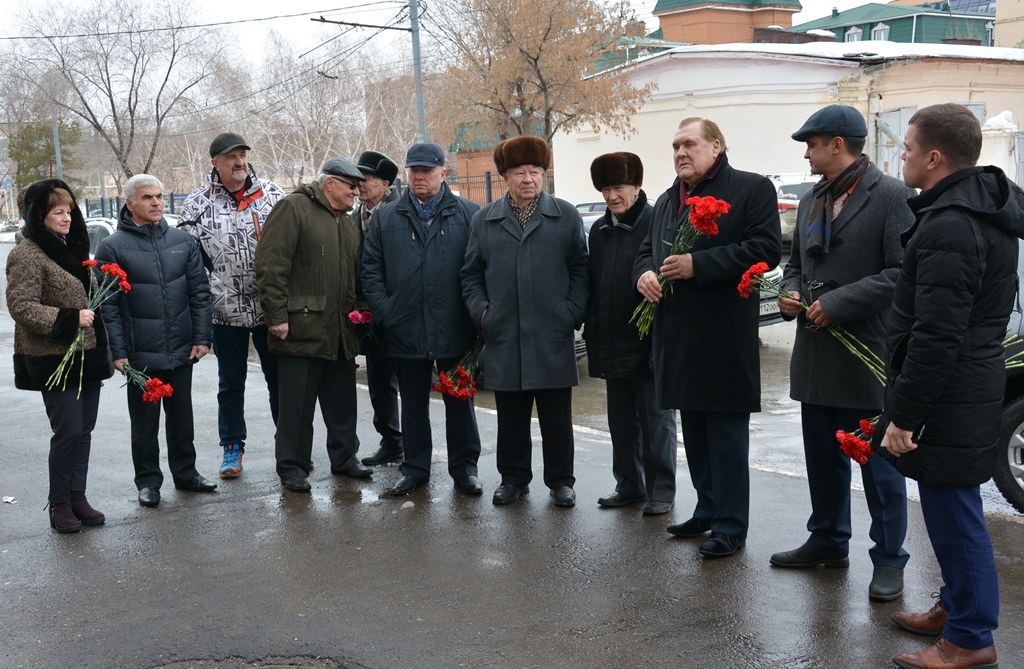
882, 103, 1024, 669
96, 174, 216, 508
584, 153, 677, 516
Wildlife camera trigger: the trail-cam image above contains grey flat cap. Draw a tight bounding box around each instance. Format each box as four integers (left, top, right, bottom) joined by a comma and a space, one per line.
321, 157, 366, 182
792, 105, 868, 141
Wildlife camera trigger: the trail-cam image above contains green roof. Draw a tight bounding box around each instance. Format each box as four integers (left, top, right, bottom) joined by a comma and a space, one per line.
654, 0, 801, 13
791, 2, 992, 30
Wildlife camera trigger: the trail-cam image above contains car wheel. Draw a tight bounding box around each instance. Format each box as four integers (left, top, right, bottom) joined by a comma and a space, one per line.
994, 396, 1024, 514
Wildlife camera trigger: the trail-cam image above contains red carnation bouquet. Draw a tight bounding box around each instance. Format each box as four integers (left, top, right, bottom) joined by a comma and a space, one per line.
348, 309, 375, 340
630, 196, 729, 339
433, 338, 484, 401
46, 260, 132, 398
738, 262, 885, 385
119, 362, 174, 404
740, 264, 1024, 463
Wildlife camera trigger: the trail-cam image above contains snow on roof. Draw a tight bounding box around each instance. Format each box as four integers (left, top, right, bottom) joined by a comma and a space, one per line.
645, 40, 1024, 64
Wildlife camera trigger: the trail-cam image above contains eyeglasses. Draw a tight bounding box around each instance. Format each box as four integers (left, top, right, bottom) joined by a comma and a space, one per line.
329, 176, 360, 190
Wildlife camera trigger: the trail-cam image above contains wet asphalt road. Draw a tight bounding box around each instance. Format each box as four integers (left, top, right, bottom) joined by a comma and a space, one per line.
2, 238, 1024, 669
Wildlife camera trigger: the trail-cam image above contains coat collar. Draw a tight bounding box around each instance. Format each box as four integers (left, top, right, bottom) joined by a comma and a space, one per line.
485, 191, 560, 241
823, 163, 882, 238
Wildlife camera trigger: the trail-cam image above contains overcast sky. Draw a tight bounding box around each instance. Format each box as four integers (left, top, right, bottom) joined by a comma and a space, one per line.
2, 0, 876, 48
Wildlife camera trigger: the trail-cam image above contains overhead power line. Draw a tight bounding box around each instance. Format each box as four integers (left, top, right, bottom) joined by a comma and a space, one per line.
0, 3, 403, 41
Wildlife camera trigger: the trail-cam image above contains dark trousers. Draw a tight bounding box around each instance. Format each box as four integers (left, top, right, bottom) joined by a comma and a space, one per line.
606, 377, 677, 503
801, 403, 909, 566
393, 357, 481, 482
493, 388, 575, 489
365, 342, 402, 451
127, 365, 200, 490
678, 410, 750, 539
275, 353, 358, 481
41, 381, 102, 504
212, 323, 279, 449
919, 482, 999, 649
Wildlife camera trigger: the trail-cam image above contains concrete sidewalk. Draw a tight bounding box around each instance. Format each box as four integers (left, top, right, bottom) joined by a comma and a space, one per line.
1, 347, 1023, 669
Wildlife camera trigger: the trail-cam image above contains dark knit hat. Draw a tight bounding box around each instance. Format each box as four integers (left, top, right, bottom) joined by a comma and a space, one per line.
792, 105, 868, 142
590, 152, 643, 190
356, 150, 399, 184
493, 135, 551, 175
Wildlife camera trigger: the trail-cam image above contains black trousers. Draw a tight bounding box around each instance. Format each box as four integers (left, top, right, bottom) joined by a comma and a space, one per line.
493, 388, 575, 489
275, 353, 359, 481
365, 342, 402, 451
393, 357, 481, 482
41, 381, 102, 504
605, 376, 677, 503
678, 410, 750, 539
127, 365, 200, 490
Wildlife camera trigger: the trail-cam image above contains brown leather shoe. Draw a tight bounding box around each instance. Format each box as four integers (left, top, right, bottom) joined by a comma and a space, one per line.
892, 596, 948, 636
893, 637, 997, 669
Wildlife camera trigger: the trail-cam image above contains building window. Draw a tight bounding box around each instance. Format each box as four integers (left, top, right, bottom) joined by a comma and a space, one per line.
987, 21, 994, 45
846, 27, 863, 42
871, 23, 890, 41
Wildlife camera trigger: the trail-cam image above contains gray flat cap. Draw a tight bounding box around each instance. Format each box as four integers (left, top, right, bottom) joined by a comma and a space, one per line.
321, 157, 366, 182
792, 105, 868, 141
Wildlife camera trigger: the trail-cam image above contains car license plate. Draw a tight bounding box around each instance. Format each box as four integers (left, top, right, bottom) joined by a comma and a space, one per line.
760, 300, 780, 316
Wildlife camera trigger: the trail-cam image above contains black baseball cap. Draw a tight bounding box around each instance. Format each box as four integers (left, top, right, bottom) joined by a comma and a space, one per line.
210, 132, 251, 157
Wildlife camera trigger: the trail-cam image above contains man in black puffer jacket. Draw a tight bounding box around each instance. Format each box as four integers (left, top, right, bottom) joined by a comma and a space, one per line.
96, 174, 215, 508
881, 104, 1024, 669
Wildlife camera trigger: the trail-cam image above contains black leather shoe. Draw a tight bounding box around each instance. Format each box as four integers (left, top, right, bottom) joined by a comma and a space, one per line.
869, 565, 904, 602
174, 475, 217, 492
770, 541, 849, 568
138, 487, 160, 507
550, 485, 576, 507
699, 532, 745, 558
493, 483, 529, 505
455, 475, 483, 494
642, 500, 674, 516
361, 446, 404, 466
282, 476, 311, 492
666, 517, 712, 538
597, 491, 645, 508
390, 475, 425, 495
333, 457, 373, 478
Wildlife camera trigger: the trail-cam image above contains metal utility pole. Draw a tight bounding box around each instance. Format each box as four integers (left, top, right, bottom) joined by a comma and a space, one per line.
409, 0, 427, 143
52, 110, 64, 180
312, 8, 427, 143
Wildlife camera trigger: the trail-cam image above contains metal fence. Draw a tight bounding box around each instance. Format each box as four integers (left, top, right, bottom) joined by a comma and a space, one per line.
82, 194, 188, 219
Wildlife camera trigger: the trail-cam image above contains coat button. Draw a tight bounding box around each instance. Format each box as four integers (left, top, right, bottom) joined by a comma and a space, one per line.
304, 307, 309, 313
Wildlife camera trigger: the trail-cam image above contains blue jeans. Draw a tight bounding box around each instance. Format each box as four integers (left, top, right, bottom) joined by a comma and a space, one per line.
213, 323, 279, 449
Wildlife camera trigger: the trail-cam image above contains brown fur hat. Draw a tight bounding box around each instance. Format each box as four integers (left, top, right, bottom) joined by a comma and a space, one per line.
590, 152, 643, 190
493, 135, 551, 174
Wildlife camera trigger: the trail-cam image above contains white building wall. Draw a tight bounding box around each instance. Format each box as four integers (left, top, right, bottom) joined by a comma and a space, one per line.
553, 53, 863, 205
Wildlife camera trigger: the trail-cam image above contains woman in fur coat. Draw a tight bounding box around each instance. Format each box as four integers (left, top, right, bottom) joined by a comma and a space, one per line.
5, 179, 113, 533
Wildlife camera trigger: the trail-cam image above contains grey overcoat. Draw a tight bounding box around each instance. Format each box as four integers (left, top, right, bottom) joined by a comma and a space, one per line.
461, 191, 589, 391
781, 163, 914, 410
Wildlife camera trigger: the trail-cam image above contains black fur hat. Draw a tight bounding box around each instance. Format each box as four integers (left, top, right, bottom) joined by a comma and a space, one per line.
493, 135, 551, 175
22, 179, 90, 263
590, 153, 643, 190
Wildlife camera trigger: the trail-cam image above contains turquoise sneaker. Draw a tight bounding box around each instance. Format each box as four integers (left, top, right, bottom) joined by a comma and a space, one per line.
219, 444, 243, 479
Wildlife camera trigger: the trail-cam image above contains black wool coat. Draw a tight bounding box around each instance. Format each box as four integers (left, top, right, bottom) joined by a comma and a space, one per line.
584, 190, 655, 379
880, 166, 1024, 486
632, 155, 781, 412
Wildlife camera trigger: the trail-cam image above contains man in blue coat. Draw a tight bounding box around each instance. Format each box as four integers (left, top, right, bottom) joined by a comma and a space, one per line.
771, 105, 912, 603
462, 135, 589, 508
362, 143, 483, 496
96, 174, 216, 507
883, 104, 1024, 669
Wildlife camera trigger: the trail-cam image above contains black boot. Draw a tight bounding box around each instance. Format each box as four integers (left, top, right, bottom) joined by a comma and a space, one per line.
49, 502, 82, 534
70, 491, 106, 526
